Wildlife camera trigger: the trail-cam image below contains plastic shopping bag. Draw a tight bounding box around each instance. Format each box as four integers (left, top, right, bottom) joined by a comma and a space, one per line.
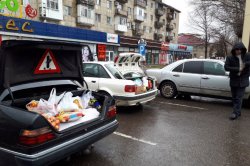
142, 77, 149, 87
81, 91, 94, 109
57, 92, 79, 113
26, 98, 57, 115
48, 88, 65, 106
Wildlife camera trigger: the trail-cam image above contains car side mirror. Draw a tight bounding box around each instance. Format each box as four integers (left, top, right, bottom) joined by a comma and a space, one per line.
225, 72, 229, 76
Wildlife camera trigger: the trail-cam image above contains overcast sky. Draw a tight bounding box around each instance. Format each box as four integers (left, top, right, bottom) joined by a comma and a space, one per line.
163, 0, 193, 33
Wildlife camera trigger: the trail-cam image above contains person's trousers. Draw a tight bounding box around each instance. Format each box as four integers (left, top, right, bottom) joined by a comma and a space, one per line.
231, 87, 246, 116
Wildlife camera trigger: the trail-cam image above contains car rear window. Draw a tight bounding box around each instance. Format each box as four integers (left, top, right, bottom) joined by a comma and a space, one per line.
105, 64, 124, 79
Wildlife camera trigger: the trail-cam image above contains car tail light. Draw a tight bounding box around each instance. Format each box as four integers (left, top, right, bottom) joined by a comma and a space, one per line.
125, 85, 136, 92
19, 127, 56, 146
107, 105, 117, 118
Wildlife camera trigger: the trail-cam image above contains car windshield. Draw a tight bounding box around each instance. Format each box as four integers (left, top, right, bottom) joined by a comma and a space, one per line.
105, 64, 124, 79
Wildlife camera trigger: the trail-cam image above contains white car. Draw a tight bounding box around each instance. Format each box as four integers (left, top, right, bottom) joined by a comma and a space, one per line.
82, 54, 157, 106
146, 59, 250, 101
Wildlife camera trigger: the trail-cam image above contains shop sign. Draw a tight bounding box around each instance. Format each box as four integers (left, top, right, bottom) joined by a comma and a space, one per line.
97, 44, 106, 61
107, 33, 118, 43
0, 0, 23, 18
161, 42, 169, 51
178, 45, 187, 50
0, 19, 34, 33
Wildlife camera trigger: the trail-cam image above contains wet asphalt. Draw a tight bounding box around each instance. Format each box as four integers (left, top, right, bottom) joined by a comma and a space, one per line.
55, 95, 250, 166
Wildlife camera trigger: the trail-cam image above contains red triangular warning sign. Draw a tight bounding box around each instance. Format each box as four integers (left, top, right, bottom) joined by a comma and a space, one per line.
34, 49, 61, 74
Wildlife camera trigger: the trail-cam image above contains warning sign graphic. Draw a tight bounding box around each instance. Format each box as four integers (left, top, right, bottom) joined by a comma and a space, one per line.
34, 49, 61, 74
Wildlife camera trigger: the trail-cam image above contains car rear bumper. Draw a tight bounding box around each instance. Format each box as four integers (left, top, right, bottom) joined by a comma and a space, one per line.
0, 120, 118, 166
114, 89, 158, 106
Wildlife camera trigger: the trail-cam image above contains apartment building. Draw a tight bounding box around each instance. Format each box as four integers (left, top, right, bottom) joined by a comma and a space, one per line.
0, 0, 180, 64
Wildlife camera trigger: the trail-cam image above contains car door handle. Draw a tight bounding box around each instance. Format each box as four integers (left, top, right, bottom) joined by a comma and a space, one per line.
173, 74, 180, 77
202, 76, 210, 80
91, 81, 96, 83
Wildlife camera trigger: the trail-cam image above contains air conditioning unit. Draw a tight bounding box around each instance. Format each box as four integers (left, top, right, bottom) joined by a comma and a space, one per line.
115, 1, 119, 6
39, 2, 47, 17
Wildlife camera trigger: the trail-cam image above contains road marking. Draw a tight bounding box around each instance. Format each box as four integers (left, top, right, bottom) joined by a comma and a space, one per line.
158, 101, 207, 110
113, 132, 157, 146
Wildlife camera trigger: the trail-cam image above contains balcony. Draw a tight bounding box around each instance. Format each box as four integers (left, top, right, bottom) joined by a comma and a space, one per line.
115, 9, 128, 17
155, 8, 165, 16
77, 0, 95, 6
155, 21, 164, 29
154, 33, 164, 40
115, 24, 128, 32
116, 0, 128, 3
167, 13, 174, 21
134, 0, 146, 8
166, 24, 174, 31
77, 4, 95, 26
133, 28, 144, 36
77, 16, 95, 26
134, 14, 144, 22
165, 35, 174, 42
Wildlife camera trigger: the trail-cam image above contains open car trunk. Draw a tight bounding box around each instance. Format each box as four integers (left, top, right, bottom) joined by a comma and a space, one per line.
2, 89, 107, 132
0, 41, 110, 133
115, 53, 156, 94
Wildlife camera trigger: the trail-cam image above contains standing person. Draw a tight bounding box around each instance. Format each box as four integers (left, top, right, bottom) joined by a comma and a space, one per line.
224, 42, 250, 120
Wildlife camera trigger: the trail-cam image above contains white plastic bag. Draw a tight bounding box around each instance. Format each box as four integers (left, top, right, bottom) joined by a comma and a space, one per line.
57, 92, 79, 113
48, 88, 65, 106
142, 77, 149, 87
81, 91, 94, 109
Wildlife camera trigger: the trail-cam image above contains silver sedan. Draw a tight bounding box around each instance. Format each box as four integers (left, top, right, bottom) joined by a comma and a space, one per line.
146, 59, 250, 101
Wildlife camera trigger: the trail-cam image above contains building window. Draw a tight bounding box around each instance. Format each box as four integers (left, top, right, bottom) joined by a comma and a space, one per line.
47, 0, 59, 10
107, 16, 112, 25
81, 7, 92, 18
163, 19, 165, 24
139, 9, 143, 16
149, 27, 152, 33
143, 26, 146, 32
128, 22, 132, 29
96, 0, 101, 6
95, 13, 101, 22
63, 6, 72, 16
151, 15, 153, 21
174, 12, 177, 19
107, 0, 112, 9
151, 2, 153, 8
173, 33, 175, 37
128, 7, 132, 15
119, 17, 127, 25
173, 23, 176, 28
144, 13, 147, 19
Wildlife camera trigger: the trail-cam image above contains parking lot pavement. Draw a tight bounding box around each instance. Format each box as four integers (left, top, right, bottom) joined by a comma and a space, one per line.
54, 95, 250, 166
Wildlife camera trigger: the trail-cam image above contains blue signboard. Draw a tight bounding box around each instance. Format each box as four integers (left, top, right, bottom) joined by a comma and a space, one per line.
0, 16, 120, 44
139, 44, 146, 56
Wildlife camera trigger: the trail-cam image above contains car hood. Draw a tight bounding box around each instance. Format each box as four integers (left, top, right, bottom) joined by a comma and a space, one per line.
0, 40, 85, 94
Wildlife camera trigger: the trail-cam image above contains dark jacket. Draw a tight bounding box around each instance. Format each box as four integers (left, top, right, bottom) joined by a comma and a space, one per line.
224, 42, 250, 87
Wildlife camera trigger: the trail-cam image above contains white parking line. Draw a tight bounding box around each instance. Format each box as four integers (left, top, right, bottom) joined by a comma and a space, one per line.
158, 101, 208, 110
113, 132, 157, 146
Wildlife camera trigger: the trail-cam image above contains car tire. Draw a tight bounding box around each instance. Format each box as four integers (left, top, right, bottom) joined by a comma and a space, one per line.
160, 82, 177, 99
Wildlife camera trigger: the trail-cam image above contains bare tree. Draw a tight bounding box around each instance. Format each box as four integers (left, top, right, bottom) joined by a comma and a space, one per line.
189, 0, 215, 58
210, 0, 246, 40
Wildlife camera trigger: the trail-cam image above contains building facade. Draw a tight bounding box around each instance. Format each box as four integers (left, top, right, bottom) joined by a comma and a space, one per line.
178, 33, 214, 59
242, 0, 250, 51
0, 0, 180, 63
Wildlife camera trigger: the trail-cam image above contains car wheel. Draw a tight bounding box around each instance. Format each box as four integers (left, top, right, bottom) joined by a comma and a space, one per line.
160, 82, 177, 99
